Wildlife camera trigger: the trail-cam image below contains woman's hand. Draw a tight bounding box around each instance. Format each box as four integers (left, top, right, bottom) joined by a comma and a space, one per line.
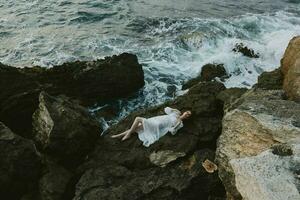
169, 119, 182, 135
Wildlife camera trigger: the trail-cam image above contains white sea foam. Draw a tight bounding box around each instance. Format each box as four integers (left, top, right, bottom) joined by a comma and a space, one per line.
102, 9, 300, 123
0, 2, 299, 125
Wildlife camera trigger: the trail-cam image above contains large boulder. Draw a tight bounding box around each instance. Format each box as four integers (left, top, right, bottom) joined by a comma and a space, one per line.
0, 122, 41, 200
182, 63, 227, 90
32, 91, 101, 168
281, 36, 300, 102
74, 150, 223, 200
0, 53, 144, 138
73, 81, 227, 200
215, 88, 300, 200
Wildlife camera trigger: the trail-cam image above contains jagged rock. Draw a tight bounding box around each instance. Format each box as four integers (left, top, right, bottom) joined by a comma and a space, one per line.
39, 161, 72, 200
32, 91, 101, 168
0, 53, 144, 138
182, 64, 227, 90
74, 150, 223, 200
0, 122, 41, 200
257, 68, 283, 90
215, 87, 300, 200
73, 81, 226, 200
281, 36, 300, 102
233, 43, 259, 58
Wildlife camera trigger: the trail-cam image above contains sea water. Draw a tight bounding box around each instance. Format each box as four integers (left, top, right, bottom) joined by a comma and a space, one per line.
0, 0, 300, 127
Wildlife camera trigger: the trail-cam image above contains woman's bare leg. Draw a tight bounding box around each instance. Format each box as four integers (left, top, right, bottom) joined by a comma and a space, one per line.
111, 130, 130, 138
122, 117, 143, 141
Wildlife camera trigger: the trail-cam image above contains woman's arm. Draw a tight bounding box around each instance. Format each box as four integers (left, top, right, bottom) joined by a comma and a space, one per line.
169, 120, 183, 135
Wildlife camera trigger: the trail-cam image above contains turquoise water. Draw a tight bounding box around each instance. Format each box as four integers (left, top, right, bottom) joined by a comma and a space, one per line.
1, 0, 300, 126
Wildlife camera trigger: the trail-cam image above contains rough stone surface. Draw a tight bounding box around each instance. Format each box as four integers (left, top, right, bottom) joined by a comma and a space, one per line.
39, 161, 72, 200
149, 150, 186, 167
33, 91, 101, 168
257, 68, 283, 90
215, 87, 300, 200
0, 53, 144, 138
230, 145, 300, 200
73, 81, 227, 200
74, 150, 223, 200
217, 88, 248, 112
0, 122, 41, 200
281, 36, 300, 102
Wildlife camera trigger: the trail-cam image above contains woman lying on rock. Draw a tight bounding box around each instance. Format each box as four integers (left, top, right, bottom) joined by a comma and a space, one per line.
111, 107, 192, 147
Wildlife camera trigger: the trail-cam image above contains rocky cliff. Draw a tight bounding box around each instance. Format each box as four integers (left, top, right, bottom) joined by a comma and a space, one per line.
216, 36, 300, 200
0, 37, 299, 200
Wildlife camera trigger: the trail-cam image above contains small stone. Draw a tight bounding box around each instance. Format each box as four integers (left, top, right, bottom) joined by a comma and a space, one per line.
271, 144, 293, 156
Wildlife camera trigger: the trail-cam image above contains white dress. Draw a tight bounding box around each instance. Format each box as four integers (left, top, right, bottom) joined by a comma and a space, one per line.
137, 107, 183, 147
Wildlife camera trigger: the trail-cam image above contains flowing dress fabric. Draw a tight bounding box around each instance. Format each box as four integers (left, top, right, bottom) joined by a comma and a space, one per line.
137, 107, 183, 147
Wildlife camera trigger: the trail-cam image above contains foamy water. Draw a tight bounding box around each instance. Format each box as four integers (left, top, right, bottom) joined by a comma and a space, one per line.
0, 0, 300, 126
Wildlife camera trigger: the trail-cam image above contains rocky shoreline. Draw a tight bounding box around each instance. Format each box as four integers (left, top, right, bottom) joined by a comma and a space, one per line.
0, 37, 299, 200
0, 53, 144, 139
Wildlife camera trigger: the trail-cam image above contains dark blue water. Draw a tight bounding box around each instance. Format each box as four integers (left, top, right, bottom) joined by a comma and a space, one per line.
1, 0, 300, 127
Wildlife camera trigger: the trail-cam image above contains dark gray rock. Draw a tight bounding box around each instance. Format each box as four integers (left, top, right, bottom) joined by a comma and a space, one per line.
39, 161, 72, 200
32, 91, 101, 169
182, 64, 227, 90
0, 122, 41, 200
233, 43, 259, 58
256, 68, 283, 90
0, 53, 144, 138
73, 81, 226, 200
75, 150, 224, 200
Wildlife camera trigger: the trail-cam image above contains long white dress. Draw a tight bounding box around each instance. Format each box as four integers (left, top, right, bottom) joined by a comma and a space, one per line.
137, 107, 183, 147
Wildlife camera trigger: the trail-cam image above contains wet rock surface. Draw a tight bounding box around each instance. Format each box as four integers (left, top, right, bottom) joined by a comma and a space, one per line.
233, 43, 259, 58
0, 53, 144, 138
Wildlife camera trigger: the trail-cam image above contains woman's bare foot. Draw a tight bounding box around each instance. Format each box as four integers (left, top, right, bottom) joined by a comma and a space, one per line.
111, 130, 129, 138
